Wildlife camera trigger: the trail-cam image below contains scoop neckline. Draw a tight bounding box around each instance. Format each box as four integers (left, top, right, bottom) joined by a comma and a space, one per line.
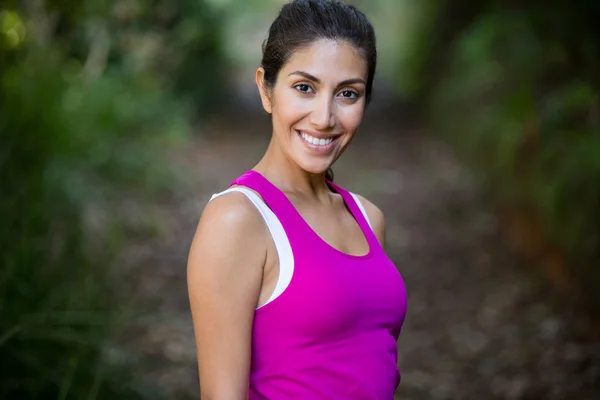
247, 170, 374, 260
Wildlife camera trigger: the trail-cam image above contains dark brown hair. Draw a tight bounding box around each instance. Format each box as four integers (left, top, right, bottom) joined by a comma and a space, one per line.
261, 0, 377, 106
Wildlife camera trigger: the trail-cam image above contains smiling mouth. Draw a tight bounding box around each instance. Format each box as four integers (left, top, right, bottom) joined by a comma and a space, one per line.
296, 130, 341, 147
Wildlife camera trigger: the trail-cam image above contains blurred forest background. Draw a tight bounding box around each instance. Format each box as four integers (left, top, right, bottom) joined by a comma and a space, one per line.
1, 0, 599, 399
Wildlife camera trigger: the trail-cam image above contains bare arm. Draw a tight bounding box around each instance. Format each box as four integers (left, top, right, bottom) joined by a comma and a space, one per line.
356, 194, 386, 249
187, 192, 267, 399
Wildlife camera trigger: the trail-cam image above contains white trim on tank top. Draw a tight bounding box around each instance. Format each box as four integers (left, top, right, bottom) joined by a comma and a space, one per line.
209, 187, 373, 309
349, 192, 373, 230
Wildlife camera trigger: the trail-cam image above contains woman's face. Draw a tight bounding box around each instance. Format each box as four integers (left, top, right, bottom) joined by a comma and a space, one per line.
257, 39, 368, 175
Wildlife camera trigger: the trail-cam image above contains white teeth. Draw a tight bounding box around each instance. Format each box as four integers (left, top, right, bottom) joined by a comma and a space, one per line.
300, 132, 334, 146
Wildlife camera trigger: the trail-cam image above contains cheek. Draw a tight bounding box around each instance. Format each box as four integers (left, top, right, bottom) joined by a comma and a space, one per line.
337, 104, 364, 133
272, 89, 308, 127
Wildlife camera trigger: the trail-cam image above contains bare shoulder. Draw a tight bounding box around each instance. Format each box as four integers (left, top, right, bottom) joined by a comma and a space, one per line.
354, 193, 386, 248
187, 190, 267, 396
187, 190, 268, 289
192, 190, 266, 243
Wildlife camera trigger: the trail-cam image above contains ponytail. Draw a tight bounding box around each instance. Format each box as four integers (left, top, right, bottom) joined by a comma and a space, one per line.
325, 167, 334, 182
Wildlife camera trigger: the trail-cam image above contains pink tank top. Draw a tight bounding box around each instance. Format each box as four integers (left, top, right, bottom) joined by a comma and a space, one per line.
232, 170, 407, 399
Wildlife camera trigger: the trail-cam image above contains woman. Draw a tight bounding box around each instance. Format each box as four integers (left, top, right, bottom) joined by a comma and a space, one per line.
187, 0, 407, 398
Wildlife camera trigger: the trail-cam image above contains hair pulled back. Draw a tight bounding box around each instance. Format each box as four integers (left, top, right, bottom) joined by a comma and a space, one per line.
261, 0, 377, 106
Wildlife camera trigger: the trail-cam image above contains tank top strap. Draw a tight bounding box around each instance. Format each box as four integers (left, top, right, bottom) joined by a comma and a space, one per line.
230, 170, 308, 243
326, 180, 380, 247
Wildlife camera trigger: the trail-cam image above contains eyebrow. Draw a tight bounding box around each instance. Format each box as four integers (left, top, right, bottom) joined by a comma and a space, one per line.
288, 70, 365, 86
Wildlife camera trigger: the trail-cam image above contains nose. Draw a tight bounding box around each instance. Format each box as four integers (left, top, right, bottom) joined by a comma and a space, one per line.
309, 95, 335, 130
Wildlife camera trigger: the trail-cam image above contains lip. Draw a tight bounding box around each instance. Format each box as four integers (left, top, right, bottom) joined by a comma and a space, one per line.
296, 129, 340, 153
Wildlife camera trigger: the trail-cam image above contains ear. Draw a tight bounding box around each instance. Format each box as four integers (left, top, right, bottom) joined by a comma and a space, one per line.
255, 67, 273, 114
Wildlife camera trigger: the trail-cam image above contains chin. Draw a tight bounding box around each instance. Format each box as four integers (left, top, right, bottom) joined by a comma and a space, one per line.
298, 161, 331, 176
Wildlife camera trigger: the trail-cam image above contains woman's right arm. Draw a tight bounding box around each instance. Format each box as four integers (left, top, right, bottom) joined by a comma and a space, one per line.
187, 192, 267, 399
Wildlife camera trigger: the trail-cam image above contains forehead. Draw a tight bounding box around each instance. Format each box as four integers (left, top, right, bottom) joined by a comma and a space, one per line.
281, 39, 367, 81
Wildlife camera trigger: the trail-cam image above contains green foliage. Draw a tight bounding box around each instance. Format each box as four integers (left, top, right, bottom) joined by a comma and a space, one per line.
169, 0, 228, 113
1, 47, 147, 400
97, 0, 228, 115
392, 0, 443, 96
419, 5, 600, 304
0, 0, 226, 397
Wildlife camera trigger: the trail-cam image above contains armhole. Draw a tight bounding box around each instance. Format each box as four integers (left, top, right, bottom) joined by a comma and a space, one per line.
209, 188, 293, 309
350, 192, 373, 231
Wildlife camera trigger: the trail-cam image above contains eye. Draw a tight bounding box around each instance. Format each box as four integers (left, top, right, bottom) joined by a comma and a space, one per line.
294, 84, 314, 94
339, 90, 359, 99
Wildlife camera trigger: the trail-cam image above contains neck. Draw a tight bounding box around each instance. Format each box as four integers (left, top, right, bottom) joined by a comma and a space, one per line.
253, 134, 331, 201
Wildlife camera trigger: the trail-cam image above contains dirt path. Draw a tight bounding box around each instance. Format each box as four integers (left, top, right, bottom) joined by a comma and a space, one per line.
118, 105, 600, 399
